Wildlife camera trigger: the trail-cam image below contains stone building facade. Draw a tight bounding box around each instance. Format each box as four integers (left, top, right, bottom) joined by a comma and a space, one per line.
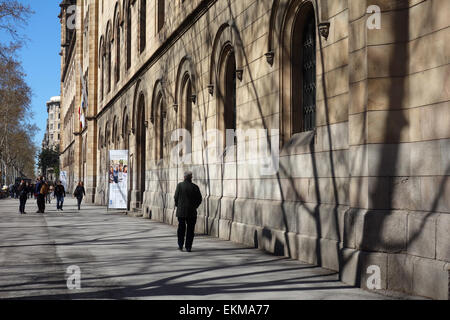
42, 96, 62, 151
41, 96, 62, 181
59, 0, 449, 299
59, 0, 98, 196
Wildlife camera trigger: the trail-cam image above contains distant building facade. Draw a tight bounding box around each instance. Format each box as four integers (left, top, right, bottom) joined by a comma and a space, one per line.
59, 0, 449, 299
42, 96, 62, 151
41, 96, 62, 181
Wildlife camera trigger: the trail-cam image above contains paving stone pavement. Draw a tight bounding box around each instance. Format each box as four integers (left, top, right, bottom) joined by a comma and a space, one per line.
0, 197, 414, 300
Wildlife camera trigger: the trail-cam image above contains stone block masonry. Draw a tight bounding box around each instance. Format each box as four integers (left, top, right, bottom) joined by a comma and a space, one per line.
59, 0, 450, 300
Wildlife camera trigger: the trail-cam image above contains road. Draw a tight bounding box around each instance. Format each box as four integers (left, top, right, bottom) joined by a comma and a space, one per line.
0, 197, 402, 300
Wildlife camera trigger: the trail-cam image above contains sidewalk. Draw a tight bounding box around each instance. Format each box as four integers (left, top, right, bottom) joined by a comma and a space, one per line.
0, 197, 409, 300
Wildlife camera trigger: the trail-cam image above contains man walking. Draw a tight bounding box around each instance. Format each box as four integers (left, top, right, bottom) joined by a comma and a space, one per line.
35, 177, 48, 213
74, 181, 86, 211
47, 184, 54, 204
35, 177, 43, 213
174, 171, 203, 252
55, 181, 66, 211
18, 180, 29, 214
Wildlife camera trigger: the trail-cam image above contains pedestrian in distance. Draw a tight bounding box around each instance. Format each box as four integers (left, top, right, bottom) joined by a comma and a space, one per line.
47, 184, 54, 204
18, 180, 29, 214
28, 184, 33, 199
36, 177, 48, 214
55, 181, 66, 212
174, 171, 203, 252
34, 179, 39, 199
14, 184, 19, 199
35, 177, 42, 213
74, 181, 86, 211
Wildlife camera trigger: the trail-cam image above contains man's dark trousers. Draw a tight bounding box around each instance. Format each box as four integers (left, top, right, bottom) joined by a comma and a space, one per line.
19, 196, 27, 214
178, 216, 197, 250
56, 195, 64, 210
37, 194, 45, 213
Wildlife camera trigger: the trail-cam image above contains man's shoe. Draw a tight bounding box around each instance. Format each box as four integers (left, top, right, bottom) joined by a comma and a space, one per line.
186, 248, 192, 252
178, 246, 183, 251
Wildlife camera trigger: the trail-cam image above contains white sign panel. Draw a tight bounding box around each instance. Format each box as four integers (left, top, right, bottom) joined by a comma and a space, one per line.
108, 150, 129, 209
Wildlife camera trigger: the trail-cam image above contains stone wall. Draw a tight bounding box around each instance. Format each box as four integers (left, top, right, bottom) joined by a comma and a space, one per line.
89, 0, 449, 299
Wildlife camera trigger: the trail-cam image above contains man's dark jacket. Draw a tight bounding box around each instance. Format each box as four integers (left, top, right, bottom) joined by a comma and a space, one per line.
174, 181, 202, 218
55, 185, 66, 197
35, 181, 42, 195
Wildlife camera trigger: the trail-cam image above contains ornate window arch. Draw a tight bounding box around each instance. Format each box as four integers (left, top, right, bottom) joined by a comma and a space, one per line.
122, 108, 130, 150
126, 0, 132, 69
99, 36, 105, 101
175, 57, 197, 157
218, 44, 237, 135
277, 0, 317, 145
104, 122, 110, 148
210, 23, 244, 147
152, 81, 166, 161
98, 127, 102, 150
113, 116, 120, 148
113, 3, 122, 83
135, 92, 147, 196
105, 21, 112, 94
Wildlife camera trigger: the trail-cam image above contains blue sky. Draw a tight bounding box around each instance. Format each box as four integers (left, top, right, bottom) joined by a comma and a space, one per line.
14, 0, 61, 147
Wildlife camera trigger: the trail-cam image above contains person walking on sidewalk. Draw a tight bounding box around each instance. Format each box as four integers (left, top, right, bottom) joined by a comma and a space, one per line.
174, 171, 203, 252
55, 181, 66, 212
35, 177, 48, 213
74, 181, 86, 211
46, 184, 54, 204
18, 180, 29, 214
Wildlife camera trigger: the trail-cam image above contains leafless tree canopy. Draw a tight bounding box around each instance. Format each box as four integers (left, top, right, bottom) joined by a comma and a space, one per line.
0, 1, 35, 180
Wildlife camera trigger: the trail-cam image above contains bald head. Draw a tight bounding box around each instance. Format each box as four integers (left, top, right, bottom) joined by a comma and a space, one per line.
184, 171, 193, 181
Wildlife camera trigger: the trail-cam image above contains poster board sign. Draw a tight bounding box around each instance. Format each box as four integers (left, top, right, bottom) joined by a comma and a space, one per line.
108, 150, 129, 209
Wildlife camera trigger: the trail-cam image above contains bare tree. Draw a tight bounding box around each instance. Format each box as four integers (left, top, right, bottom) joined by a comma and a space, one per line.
0, 0, 34, 183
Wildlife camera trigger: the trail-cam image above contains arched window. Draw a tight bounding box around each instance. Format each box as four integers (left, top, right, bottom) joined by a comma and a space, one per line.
281, 2, 317, 143
293, 10, 316, 133
98, 127, 102, 150
105, 123, 110, 148
157, 0, 165, 32
181, 74, 193, 155
123, 114, 129, 150
217, 44, 237, 143
155, 92, 165, 160
126, 1, 132, 69
99, 37, 105, 101
115, 12, 121, 83
139, 0, 146, 53
224, 49, 237, 133
107, 41, 111, 93
113, 117, 119, 148
182, 76, 192, 135
106, 23, 112, 94
136, 94, 146, 201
